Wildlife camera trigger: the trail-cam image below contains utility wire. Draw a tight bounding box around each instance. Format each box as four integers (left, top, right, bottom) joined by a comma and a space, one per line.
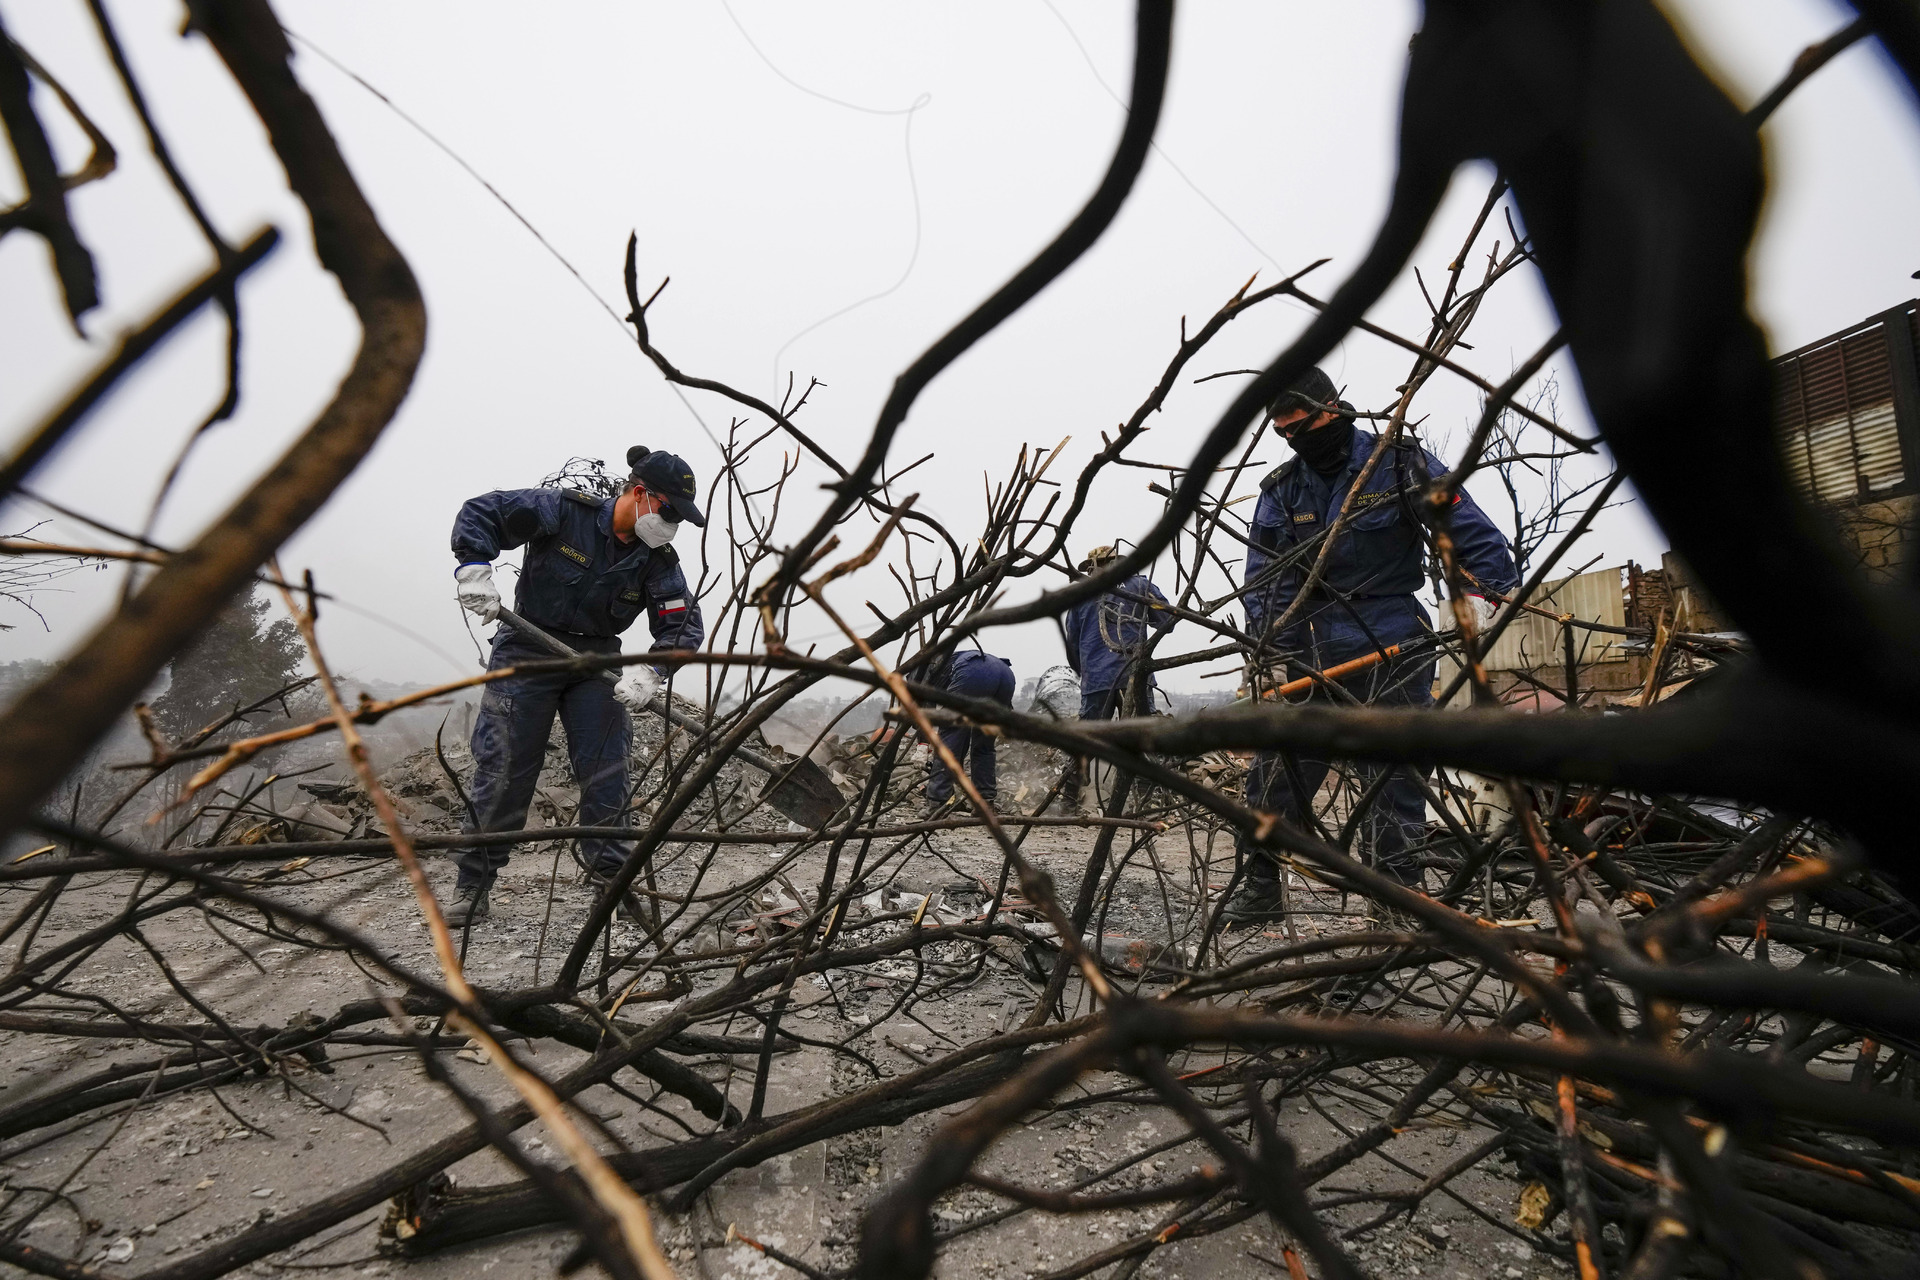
717, 0, 933, 397
1040, 0, 1284, 275
717, 0, 924, 117
282, 27, 732, 470
768, 93, 930, 393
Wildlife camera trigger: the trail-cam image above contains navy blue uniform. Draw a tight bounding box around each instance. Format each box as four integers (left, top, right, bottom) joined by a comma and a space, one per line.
1240, 430, 1517, 884
1062, 574, 1176, 720
925, 650, 1016, 806
449, 487, 705, 890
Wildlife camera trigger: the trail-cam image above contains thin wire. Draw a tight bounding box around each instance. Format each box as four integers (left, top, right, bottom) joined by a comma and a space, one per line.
19, 480, 482, 676
16, 486, 480, 675
283, 28, 734, 468
285, 31, 619, 327
1040, 0, 1284, 274
770, 94, 931, 392
1041, 4, 1362, 392
717, 0, 925, 117
716, 1, 934, 396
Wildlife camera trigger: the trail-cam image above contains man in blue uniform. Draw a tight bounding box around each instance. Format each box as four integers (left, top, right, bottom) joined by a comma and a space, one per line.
1061, 545, 1176, 806
923, 649, 1016, 814
1220, 368, 1518, 925
1062, 545, 1177, 719
444, 446, 706, 924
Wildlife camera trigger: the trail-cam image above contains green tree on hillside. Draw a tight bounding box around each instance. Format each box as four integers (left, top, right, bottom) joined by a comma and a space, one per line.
150, 589, 308, 742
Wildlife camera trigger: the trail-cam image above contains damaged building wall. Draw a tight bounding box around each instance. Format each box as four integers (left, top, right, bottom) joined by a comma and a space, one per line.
1774, 299, 1920, 581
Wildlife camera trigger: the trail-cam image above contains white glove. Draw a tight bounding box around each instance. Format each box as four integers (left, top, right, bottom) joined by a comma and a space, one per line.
454, 563, 500, 623
614, 665, 662, 714
1463, 594, 1499, 632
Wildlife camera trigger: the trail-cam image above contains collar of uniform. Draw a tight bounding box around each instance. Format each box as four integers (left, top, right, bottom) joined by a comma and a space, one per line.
1318, 428, 1382, 492
1341, 426, 1381, 476
595, 496, 650, 572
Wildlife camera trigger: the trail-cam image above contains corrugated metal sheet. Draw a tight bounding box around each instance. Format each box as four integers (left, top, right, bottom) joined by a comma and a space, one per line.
1773, 308, 1910, 500
1483, 566, 1628, 672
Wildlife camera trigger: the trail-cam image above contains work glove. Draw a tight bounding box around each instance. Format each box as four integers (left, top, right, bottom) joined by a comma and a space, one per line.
1459, 594, 1499, 633
614, 665, 663, 714
454, 563, 500, 623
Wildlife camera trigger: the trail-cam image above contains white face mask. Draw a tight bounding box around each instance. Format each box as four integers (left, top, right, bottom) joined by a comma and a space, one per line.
634, 511, 680, 548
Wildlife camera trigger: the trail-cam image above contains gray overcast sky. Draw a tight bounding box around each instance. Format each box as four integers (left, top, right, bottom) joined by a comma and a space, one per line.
3, 1, 1918, 695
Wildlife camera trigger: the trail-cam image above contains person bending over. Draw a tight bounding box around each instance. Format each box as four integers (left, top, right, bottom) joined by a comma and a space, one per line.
923, 649, 1016, 815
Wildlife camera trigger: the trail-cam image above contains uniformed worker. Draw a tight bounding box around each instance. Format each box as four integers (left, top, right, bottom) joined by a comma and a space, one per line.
1060, 545, 1175, 807
444, 446, 706, 924
923, 649, 1016, 815
1062, 545, 1177, 719
1220, 368, 1518, 926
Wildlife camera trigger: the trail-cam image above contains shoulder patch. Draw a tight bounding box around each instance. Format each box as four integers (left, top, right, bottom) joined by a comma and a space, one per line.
562, 489, 602, 507
1260, 459, 1298, 492
650, 544, 680, 568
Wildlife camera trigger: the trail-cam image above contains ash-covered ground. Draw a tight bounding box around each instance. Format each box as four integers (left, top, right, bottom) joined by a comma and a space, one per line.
0, 708, 1572, 1280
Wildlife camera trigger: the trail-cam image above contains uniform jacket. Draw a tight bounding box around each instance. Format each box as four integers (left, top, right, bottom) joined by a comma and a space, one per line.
1244, 430, 1517, 655
928, 648, 1014, 692
1062, 574, 1175, 694
451, 487, 704, 650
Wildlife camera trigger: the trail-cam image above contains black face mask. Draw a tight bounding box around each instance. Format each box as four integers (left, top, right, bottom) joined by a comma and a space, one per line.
1282, 414, 1354, 475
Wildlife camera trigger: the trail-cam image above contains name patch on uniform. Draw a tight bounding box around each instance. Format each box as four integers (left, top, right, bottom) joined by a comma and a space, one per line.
557, 544, 589, 566
620, 589, 643, 602
659, 598, 687, 615
1292, 513, 1318, 524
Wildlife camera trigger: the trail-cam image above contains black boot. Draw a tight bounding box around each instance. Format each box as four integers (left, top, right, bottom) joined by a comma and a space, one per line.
446, 882, 491, 926
1218, 875, 1286, 927
587, 871, 647, 923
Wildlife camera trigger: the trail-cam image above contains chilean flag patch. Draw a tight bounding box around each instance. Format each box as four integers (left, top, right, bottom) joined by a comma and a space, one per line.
659, 598, 687, 615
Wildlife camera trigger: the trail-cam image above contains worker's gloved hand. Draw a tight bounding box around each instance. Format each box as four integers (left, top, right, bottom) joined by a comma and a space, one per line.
614, 665, 663, 714
454, 563, 500, 623
1462, 594, 1500, 633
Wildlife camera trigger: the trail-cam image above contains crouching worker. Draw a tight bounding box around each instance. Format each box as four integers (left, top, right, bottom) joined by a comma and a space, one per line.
922, 649, 1015, 815
444, 447, 706, 924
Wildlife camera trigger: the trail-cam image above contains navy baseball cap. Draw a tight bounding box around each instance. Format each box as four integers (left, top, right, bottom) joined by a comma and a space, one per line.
626, 446, 707, 527
1267, 366, 1340, 418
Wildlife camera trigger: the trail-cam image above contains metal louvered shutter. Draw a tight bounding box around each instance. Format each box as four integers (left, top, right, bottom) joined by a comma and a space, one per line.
1775, 311, 1907, 501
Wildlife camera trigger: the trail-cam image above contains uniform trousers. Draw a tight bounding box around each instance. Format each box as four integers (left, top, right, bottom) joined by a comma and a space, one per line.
452, 629, 632, 890
926, 658, 1017, 804
1239, 626, 1436, 888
